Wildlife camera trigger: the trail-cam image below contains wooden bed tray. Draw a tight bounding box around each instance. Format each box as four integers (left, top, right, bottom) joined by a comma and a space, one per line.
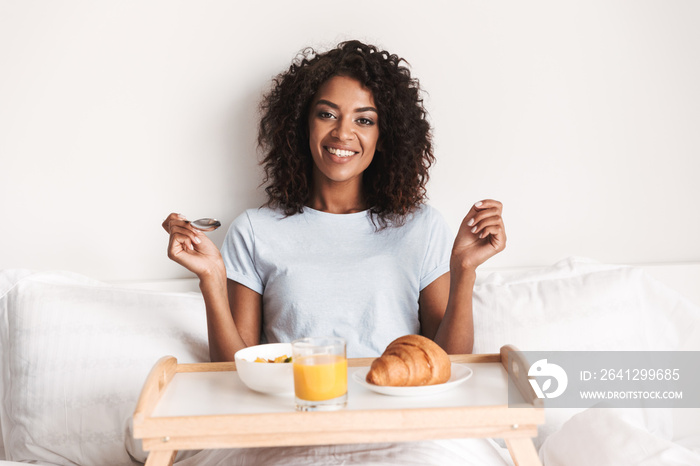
133, 345, 544, 466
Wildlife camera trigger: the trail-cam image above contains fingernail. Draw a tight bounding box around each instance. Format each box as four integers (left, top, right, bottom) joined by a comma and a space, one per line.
194, 236, 201, 244
178, 214, 187, 220
471, 226, 477, 233
189, 243, 194, 250
475, 201, 483, 208
467, 218, 475, 227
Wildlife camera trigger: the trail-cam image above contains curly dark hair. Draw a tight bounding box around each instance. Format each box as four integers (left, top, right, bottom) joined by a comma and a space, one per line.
258, 40, 434, 227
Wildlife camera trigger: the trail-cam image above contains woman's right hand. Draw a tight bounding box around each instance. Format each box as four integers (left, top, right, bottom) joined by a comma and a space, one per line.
162, 213, 225, 278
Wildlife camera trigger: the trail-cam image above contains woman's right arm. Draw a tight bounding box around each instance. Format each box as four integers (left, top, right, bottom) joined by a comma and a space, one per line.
162, 213, 261, 362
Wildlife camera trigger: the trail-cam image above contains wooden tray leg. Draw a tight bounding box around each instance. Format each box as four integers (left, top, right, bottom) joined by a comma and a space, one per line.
505, 438, 541, 466
145, 450, 177, 466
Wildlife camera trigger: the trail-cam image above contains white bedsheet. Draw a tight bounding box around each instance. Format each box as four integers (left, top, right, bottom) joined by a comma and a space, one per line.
170, 439, 511, 466
2, 260, 699, 465
540, 407, 700, 465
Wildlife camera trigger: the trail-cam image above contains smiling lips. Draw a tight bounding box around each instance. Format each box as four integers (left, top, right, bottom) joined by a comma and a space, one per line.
325, 146, 358, 158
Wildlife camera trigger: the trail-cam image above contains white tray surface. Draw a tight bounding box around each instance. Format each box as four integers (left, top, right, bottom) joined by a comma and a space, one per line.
151, 362, 513, 417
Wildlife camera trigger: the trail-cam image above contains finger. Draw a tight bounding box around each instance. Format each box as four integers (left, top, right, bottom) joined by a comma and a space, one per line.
466, 207, 501, 230
476, 223, 504, 239
165, 216, 193, 236
479, 227, 506, 252
167, 235, 191, 260
463, 199, 502, 223
162, 213, 188, 234
459, 202, 482, 227
170, 224, 202, 246
168, 232, 198, 258
473, 199, 503, 212
470, 211, 503, 233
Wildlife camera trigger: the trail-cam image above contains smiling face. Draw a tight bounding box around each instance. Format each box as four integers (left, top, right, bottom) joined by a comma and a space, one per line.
307, 75, 380, 194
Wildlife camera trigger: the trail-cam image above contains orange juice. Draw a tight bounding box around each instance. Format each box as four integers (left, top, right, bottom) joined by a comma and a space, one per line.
293, 354, 347, 401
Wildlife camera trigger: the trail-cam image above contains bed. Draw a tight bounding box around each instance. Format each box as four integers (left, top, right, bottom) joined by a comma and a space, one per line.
1, 257, 698, 465
3, 0, 699, 462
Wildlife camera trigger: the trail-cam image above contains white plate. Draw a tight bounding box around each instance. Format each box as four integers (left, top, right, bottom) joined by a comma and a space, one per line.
352, 363, 473, 396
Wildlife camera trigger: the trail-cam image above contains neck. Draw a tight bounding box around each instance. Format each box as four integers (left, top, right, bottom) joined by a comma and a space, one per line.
308, 180, 366, 214
308, 199, 366, 214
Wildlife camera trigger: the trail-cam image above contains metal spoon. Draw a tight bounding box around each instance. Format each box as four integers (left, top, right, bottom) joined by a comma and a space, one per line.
189, 218, 222, 231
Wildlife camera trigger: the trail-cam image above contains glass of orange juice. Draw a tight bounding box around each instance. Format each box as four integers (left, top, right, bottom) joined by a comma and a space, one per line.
292, 337, 348, 411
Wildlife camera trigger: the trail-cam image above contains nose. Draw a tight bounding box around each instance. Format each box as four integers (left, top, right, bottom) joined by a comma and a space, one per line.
331, 117, 355, 141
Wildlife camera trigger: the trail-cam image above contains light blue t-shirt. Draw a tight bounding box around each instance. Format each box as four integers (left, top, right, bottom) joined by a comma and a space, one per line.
220, 205, 452, 357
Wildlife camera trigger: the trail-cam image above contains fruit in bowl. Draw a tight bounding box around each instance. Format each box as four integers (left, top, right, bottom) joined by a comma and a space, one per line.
234, 343, 294, 395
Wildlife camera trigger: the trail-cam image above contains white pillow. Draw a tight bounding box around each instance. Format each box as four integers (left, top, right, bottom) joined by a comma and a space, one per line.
472, 257, 700, 450
0, 270, 208, 465
539, 406, 700, 465
473, 257, 700, 353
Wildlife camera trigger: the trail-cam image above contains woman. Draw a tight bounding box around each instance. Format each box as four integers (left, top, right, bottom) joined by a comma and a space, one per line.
163, 40, 506, 361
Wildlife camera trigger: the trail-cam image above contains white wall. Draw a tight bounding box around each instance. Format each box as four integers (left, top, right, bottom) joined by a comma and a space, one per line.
1, 1, 699, 281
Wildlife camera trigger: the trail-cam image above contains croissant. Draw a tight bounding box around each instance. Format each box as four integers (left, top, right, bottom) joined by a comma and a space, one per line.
366, 335, 451, 386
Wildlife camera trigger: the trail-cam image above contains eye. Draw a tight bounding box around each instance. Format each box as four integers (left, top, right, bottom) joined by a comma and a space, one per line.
317, 111, 336, 120
356, 117, 375, 126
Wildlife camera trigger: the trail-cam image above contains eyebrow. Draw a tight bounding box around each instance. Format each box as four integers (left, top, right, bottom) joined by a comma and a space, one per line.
315, 99, 378, 114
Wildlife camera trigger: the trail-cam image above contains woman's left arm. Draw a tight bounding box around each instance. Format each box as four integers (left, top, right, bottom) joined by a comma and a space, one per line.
419, 199, 506, 354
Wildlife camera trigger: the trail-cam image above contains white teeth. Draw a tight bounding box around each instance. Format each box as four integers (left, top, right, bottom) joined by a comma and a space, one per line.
326, 147, 356, 157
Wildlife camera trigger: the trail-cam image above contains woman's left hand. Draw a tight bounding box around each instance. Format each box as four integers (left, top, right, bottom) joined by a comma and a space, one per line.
452, 199, 506, 271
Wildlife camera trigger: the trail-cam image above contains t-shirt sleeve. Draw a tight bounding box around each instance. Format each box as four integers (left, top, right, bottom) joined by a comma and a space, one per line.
419, 207, 453, 291
220, 210, 264, 294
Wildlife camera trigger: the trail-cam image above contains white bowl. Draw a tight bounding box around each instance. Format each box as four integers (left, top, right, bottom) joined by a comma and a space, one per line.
234, 343, 294, 395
